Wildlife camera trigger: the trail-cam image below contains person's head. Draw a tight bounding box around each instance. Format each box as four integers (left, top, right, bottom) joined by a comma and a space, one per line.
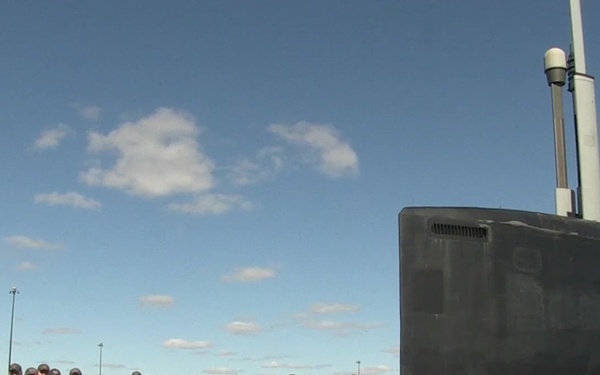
132, 372, 142, 375
49, 369, 60, 375
68, 369, 81, 375
9, 363, 22, 375
25, 368, 36, 375
37, 365, 49, 375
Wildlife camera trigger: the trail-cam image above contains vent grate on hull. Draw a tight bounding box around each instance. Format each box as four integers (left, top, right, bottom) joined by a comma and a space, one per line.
430, 223, 488, 240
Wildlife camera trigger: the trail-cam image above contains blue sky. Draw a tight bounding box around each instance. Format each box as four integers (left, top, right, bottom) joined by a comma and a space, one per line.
1, 1, 599, 375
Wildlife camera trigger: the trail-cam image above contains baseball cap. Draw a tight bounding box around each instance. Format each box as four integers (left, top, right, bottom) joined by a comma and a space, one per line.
9, 364, 22, 374
38, 364, 50, 373
25, 368, 37, 375
69, 369, 81, 375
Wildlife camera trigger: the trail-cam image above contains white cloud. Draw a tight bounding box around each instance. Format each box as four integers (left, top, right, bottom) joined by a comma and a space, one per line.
33, 124, 70, 150
262, 361, 313, 369
4, 235, 65, 250
381, 345, 400, 357
221, 267, 275, 283
228, 146, 284, 186
203, 368, 238, 375
94, 364, 125, 370
34, 191, 102, 210
18, 262, 35, 271
80, 108, 215, 197
293, 303, 363, 334
310, 303, 360, 314
43, 327, 80, 335
361, 365, 394, 375
139, 294, 175, 308
268, 122, 358, 178
301, 320, 385, 336
225, 321, 261, 335
162, 338, 212, 350
79, 105, 101, 121
168, 194, 253, 215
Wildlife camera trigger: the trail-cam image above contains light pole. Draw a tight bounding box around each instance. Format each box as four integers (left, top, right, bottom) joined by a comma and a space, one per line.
8, 287, 19, 371
8, 286, 19, 368
356, 360, 361, 375
98, 343, 103, 375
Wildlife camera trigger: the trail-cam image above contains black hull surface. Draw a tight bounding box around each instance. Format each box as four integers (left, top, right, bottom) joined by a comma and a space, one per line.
399, 207, 600, 375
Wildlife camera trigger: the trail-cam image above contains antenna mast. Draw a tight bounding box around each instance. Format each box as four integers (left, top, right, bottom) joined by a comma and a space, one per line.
545, 48, 575, 217
568, 0, 600, 221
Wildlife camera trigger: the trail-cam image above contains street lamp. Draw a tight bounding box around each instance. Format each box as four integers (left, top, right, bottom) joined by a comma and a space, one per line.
98, 343, 103, 375
8, 287, 19, 371
356, 360, 361, 375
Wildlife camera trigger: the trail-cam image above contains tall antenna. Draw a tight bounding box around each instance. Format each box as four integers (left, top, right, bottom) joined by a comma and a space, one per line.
544, 47, 575, 217
568, 0, 600, 221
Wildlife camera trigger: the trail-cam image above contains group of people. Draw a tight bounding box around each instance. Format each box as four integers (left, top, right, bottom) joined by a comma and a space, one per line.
9, 364, 79, 375
8, 364, 142, 375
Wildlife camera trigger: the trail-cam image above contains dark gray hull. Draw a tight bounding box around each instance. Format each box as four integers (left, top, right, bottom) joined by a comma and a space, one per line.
399, 207, 600, 375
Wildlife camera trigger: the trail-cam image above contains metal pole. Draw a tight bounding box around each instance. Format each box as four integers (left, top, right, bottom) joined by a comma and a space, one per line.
356, 360, 360, 375
552, 83, 569, 189
569, 0, 600, 221
545, 47, 575, 217
98, 343, 103, 375
553, 81, 576, 216
8, 287, 18, 371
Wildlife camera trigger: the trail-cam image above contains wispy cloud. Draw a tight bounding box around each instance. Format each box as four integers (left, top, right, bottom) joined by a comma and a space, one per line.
80, 108, 215, 197
225, 321, 261, 335
360, 365, 394, 375
221, 267, 276, 283
93, 364, 125, 370
43, 327, 80, 335
163, 338, 212, 350
4, 235, 65, 250
33, 124, 70, 150
139, 294, 175, 308
262, 361, 306, 369
34, 191, 102, 210
203, 368, 238, 375
309, 303, 360, 314
381, 345, 400, 357
217, 351, 237, 357
168, 194, 253, 215
18, 262, 35, 271
301, 320, 385, 336
228, 146, 284, 186
262, 361, 330, 370
295, 302, 383, 336
268, 122, 358, 178
293, 302, 371, 335
78, 105, 102, 121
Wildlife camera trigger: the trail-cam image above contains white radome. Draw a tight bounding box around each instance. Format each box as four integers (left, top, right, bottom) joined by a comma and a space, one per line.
544, 47, 567, 70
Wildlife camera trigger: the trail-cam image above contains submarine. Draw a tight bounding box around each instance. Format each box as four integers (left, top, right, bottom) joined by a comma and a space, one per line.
399, 1, 600, 374
399, 207, 600, 374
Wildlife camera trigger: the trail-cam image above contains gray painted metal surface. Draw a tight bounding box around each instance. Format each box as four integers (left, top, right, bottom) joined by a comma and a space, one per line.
399, 207, 600, 375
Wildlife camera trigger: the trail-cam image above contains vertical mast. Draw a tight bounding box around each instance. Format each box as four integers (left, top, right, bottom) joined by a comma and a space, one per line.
545, 48, 574, 217
569, 0, 600, 221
